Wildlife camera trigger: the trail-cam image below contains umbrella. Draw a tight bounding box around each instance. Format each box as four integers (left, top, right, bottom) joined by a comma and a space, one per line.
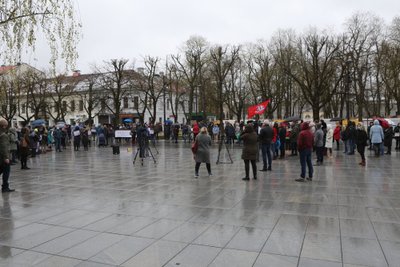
31, 119, 46, 127
283, 115, 301, 122
376, 118, 390, 129
123, 118, 133, 123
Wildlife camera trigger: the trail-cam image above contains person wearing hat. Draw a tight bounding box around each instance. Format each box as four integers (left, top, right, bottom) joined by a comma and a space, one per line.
0, 119, 15, 192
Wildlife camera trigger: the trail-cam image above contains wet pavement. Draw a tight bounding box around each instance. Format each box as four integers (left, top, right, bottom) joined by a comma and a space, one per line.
1, 141, 400, 267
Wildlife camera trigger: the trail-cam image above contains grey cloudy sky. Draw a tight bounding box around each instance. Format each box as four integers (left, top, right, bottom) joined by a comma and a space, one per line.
24, 0, 400, 73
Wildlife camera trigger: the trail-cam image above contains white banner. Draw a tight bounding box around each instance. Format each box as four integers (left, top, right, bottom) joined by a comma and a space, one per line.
115, 130, 132, 138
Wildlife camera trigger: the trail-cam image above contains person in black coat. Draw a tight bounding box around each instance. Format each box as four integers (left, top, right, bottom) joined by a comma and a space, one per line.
278, 124, 287, 159
355, 123, 368, 166
384, 125, 394, 155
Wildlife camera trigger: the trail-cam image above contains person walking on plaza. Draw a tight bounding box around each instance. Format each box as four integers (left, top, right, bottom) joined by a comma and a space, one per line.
333, 122, 341, 151
325, 124, 333, 158
0, 119, 15, 193
314, 123, 324, 165
193, 127, 212, 178
241, 124, 258, 181
370, 120, 384, 157
347, 121, 356, 155
355, 123, 368, 166
259, 121, 273, 171
54, 127, 62, 152
296, 122, 314, 182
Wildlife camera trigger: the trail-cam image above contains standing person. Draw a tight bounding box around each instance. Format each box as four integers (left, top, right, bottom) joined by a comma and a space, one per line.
173, 124, 180, 143
356, 123, 368, 166
225, 123, 235, 145
314, 124, 324, 165
259, 121, 273, 171
370, 120, 384, 157
240, 124, 258, 181
296, 122, 314, 182
73, 126, 81, 151
290, 122, 299, 156
8, 127, 18, 164
394, 123, 400, 150
193, 127, 212, 178
19, 128, 30, 170
272, 122, 279, 160
341, 125, 349, 154
333, 122, 341, 151
54, 127, 62, 152
384, 124, 394, 155
212, 124, 219, 143
0, 119, 15, 192
347, 122, 356, 155
82, 127, 89, 151
325, 124, 334, 158
192, 122, 200, 140
278, 124, 287, 159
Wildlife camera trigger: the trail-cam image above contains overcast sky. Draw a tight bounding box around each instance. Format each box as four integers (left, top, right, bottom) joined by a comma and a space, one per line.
23, 0, 400, 74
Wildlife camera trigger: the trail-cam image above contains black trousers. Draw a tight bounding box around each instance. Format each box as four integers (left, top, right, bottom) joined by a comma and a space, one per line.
195, 162, 211, 174
244, 159, 257, 178
357, 145, 365, 161
316, 146, 324, 163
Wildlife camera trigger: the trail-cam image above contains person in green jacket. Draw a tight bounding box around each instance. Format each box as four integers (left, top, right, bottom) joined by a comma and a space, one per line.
0, 119, 15, 193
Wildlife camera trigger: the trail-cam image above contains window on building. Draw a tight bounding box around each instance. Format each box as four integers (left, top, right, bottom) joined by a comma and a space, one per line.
167, 99, 170, 110
101, 99, 106, 111
79, 100, 84, 111
21, 103, 26, 113
123, 97, 129, 109
62, 101, 67, 112
54, 102, 59, 112
70, 100, 75, 112
133, 96, 138, 109
30, 104, 34, 113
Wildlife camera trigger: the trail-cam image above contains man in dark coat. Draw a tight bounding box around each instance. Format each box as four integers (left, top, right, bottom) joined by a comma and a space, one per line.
259, 121, 274, 171
241, 124, 258, 181
0, 119, 15, 193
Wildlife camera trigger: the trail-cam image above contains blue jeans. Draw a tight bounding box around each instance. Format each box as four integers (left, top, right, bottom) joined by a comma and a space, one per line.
1, 162, 11, 190
300, 149, 313, 179
261, 143, 272, 169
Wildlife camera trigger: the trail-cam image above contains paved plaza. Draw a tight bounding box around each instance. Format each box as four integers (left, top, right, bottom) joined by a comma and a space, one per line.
0, 142, 400, 267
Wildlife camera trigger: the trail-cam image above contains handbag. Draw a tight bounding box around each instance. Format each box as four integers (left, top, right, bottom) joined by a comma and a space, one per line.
191, 140, 198, 154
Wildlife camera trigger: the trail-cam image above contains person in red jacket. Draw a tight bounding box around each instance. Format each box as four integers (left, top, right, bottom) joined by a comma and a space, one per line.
296, 122, 314, 182
192, 123, 200, 140
333, 122, 341, 151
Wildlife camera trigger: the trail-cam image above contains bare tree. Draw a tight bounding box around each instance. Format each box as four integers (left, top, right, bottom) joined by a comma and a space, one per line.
276, 28, 344, 120
46, 74, 76, 122
209, 45, 240, 129
78, 74, 101, 126
171, 36, 209, 121
96, 59, 134, 127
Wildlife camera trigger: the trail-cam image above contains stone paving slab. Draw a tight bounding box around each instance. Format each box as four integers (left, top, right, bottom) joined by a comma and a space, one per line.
0, 141, 399, 266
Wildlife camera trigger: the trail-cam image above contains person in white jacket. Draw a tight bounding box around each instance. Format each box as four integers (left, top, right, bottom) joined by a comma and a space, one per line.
325, 124, 334, 158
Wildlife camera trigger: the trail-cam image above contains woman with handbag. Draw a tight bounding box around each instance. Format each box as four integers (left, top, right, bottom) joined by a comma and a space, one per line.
193, 127, 212, 178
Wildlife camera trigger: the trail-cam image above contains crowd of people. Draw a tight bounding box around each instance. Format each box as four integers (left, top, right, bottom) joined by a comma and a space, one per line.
190, 118, 399, 181
1, 116, 399, 193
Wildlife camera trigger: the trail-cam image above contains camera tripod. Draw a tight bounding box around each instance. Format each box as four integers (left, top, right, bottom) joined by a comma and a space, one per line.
133, 143, 157, 166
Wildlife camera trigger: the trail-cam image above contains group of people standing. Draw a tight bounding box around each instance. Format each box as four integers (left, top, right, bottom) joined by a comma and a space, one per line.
191, 118, 398, 182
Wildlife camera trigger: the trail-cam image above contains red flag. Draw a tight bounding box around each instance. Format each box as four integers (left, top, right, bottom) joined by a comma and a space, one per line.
247, 100, 270, 118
